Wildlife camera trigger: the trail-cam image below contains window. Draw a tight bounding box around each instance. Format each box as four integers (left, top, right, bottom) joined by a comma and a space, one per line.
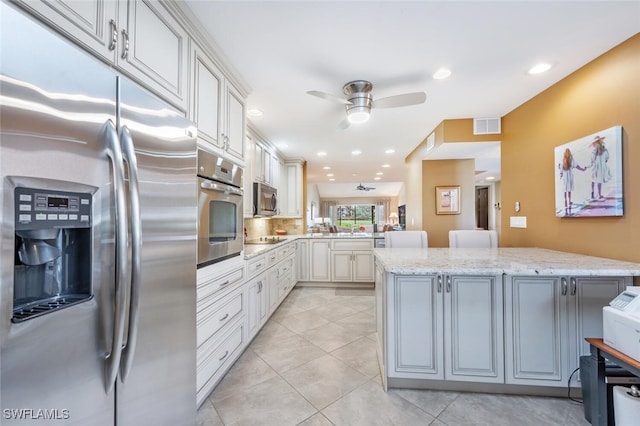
336, 204, 375, 227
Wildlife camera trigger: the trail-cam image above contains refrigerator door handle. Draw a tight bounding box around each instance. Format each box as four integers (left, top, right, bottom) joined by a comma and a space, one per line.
102, 120, 130, 394
118, 125, 142, 382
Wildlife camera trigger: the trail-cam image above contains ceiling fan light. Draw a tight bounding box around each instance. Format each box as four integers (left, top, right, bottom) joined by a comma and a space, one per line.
347, 108, 370, 124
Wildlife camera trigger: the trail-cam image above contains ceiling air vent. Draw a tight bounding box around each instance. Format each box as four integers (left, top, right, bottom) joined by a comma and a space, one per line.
474, 118, 501, 135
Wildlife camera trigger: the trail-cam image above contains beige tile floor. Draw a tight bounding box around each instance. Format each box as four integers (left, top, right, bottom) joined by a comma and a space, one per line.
197, 286, 589, 426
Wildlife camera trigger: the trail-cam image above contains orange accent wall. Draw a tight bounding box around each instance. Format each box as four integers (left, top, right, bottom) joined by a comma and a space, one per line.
422, 159, 476, 247
501, 34, 640, 262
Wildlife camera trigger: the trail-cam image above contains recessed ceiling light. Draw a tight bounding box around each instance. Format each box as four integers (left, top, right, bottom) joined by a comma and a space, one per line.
322, 166, 331, 170
329, 178, 335, 182
433, 68, 451, 80
351, 150, 362, 155
374, 177, 381, 181
385, 149, 395, 154
247, 109, 263, 117
486, 176, 495, 180
528, 63, 552, 75
317, 151, 327, 157
326, 173, 334, 177
376, 172, 383, 176
381, 164, 390, 168
351, 173, 357, 176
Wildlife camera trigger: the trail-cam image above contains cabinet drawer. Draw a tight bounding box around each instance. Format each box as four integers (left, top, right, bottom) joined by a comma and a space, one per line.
277, 242, 295, 260
278, 271, 293, 301
197, 265, 245, 301
278, 257, 294, 278
197, 318, 245, 393
266, 249, 279, 266
197, 289, 244, 347
247, 254, 267, 278
331, 239, 373, 251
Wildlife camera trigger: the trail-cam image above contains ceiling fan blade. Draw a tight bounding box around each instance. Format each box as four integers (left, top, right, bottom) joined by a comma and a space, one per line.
372, 92, 426, 109
336, 117, 351, 132
307, 90, 353, 105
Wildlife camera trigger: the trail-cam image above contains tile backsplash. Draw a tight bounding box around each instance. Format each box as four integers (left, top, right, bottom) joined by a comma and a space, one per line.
244, 217, 304, 238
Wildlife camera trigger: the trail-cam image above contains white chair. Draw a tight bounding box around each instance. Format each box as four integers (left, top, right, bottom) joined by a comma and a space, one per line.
448, 230, 498, 248
384, 230, 428, 248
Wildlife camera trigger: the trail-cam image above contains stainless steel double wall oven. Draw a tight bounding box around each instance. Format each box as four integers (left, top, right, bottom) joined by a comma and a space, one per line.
197, 149, 244, 267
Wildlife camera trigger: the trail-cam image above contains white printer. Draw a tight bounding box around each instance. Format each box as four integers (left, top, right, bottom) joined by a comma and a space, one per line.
603, 286, 640, 362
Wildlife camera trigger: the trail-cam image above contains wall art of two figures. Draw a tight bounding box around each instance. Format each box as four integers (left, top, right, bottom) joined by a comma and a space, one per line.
554, 125, 623, 218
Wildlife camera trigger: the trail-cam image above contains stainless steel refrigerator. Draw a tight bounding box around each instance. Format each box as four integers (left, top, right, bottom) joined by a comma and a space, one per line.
0, 3, 197, 424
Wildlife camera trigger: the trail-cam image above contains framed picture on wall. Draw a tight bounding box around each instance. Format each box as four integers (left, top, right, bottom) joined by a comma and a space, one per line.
554, 125, 623, 217
435, 186, 461, 215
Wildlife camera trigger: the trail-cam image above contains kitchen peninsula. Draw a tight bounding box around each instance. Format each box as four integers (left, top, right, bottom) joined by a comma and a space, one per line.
373, 248, 640, 395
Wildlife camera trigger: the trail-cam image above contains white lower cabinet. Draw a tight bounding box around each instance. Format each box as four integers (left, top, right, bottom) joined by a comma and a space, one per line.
196, 241, 300, 406
196, 258, 247, 406
504, 275, 627, 387
296, 239, 309, 281
309, 240, 331, 281
387, 274, 503, 383
331, 251, 374, 282
246, 272, 268, 340
330, 239, 374, 283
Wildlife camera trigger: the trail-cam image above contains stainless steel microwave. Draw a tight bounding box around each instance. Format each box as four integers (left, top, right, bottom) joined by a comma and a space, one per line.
253, 182, 277, 216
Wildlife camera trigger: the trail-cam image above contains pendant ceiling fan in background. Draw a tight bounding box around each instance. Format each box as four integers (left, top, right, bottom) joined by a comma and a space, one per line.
307, 80, 426, 131
356, 183, 376, 191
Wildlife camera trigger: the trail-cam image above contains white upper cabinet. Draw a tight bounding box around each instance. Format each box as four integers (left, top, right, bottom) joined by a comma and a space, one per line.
191, 42, 246, 165
15, 0, 189, 111
279, 161, 303, 217
117, 0, 189, 110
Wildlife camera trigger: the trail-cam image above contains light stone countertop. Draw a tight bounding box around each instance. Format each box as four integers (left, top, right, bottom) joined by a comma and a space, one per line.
373, 247, 640, 276
243, 233, 385, 259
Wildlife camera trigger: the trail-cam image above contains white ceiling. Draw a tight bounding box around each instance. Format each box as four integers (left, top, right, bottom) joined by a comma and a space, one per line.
184, 1, 639, 198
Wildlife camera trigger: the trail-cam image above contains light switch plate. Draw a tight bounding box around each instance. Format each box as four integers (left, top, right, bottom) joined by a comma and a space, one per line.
510, 216, 527, 228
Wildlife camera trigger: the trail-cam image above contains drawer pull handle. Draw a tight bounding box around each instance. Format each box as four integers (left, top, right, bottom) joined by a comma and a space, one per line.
220, 280, 231, 287
256, 263, 262, 268
219, 313, 229, 322
218, 350, 229, 361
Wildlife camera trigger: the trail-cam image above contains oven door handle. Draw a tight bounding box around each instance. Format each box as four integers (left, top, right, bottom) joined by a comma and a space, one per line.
200, 180, 243, 196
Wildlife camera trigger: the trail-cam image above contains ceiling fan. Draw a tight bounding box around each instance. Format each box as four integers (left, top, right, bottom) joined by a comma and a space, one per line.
307, 80, 426, 131
356, 183, 376, 191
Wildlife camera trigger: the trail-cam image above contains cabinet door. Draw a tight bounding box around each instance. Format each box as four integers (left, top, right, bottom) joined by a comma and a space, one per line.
246, 277, 260, 339
353, 251, 374, 282
331, 251, 353, 282
568, 276, 628, 376
296, 240, 309, 282
224, 83, 245, 163
504, 276, 568, 386
191, 43, 223, 150
257, 276, 268, 328
282, 162, 303, 217
254, 143, 264, 182
13, 0, 118, 63
445, 275, 503, 383
388, 275, 443, 379
309, 240, 331, 282
267, 267, 279, 316
118, 0, 189, 111
375, 264, 387, 389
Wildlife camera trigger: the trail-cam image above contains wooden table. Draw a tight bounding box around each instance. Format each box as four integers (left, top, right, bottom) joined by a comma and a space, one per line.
585, 338, 640, 425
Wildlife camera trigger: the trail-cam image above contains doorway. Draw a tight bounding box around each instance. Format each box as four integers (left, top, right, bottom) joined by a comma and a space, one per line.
476, 186, 489, 230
